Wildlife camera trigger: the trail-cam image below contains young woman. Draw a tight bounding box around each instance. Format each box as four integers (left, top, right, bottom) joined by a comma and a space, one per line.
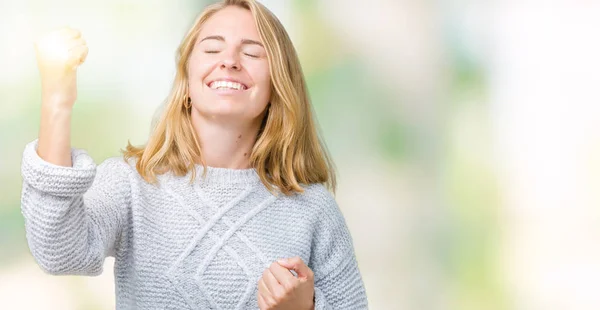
21, 0, 368, 309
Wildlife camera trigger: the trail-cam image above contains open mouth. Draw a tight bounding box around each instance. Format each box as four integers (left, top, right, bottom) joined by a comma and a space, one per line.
207, 80, 249, 91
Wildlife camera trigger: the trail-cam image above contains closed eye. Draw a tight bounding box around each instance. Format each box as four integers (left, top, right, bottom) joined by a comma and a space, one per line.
244, 53, 259, 58
204, 50, 220, 54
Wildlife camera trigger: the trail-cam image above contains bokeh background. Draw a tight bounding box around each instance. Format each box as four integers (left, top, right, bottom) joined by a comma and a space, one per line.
1, 0, 600, 309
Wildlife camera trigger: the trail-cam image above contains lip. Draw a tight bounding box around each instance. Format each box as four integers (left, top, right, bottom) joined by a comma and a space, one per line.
205, 77, 250, 90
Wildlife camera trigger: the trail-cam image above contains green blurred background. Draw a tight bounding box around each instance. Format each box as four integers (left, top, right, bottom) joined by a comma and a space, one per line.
2, 0, 600, 309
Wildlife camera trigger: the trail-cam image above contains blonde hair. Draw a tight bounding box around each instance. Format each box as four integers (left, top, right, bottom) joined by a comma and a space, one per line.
123, 0, 336, 196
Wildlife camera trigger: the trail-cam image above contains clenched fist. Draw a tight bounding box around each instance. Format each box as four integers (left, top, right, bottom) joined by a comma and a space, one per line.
35, 27, 88, 109
257, 257, 315, 310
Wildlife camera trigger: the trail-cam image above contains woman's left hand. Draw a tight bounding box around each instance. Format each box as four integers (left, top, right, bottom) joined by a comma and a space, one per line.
257, 256, 315, 310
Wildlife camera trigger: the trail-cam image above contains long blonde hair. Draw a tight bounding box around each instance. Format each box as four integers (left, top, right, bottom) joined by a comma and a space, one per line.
123, 0, 336, 196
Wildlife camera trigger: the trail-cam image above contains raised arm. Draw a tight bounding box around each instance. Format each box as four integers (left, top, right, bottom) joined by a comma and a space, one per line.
21, 27, 132, 276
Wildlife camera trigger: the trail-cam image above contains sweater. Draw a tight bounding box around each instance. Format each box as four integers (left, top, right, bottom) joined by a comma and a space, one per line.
20, 140, 368, 310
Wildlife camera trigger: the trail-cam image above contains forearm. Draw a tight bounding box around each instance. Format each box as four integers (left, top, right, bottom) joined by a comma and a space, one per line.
35, 26, 86, 167
38, 98, 73, 167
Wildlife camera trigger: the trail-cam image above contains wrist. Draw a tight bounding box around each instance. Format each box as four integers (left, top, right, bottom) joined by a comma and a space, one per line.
42, 104, 73, 118
42, 96, 74, 113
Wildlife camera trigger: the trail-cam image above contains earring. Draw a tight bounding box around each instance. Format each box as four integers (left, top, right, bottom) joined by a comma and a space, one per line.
184, 97, 191, 109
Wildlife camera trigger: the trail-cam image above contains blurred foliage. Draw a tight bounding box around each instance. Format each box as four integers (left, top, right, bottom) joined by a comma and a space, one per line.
440, 32, 505, 309
293, 0, 409, 163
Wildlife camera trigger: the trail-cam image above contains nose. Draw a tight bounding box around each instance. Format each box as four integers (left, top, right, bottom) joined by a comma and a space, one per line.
220, 50, 240, 71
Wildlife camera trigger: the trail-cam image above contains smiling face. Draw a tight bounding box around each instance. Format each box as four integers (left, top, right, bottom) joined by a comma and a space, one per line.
187, 5, 271, 123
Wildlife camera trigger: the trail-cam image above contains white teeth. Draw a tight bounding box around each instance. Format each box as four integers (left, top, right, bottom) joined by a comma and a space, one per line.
209, 80, 246, 90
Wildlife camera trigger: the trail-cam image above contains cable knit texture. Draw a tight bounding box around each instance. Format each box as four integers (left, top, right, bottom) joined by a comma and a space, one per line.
20, 140, 368, 309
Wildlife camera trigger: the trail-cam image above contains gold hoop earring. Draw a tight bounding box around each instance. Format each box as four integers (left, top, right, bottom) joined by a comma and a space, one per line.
184, 97, 191, 109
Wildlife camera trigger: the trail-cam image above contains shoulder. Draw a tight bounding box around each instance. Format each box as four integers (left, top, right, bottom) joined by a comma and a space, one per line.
98, 156, 135, 173
295, 183, 335, 207
83, 156, 141, 203
285, 183, 346, 226
94, 155, 138, 184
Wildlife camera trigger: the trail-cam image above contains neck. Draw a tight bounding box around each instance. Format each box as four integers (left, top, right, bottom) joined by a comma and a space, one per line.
190, 111, 263, 169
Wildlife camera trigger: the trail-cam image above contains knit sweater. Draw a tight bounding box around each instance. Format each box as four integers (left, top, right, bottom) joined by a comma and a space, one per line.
20, 140, 368, 310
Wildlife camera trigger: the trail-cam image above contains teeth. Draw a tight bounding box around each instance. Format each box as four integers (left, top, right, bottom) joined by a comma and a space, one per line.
210, 80, 246, 90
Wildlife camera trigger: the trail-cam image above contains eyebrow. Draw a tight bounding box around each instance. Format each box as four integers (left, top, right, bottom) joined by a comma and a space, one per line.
199, 35, 264, 47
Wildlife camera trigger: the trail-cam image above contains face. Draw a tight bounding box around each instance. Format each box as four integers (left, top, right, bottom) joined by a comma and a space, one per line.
187, 6, 271, 123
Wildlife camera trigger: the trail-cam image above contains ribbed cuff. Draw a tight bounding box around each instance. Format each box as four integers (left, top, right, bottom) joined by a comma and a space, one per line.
21, 139, 97, 197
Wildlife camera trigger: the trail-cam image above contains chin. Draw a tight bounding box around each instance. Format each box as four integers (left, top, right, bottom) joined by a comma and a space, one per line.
196, 105, 246, 119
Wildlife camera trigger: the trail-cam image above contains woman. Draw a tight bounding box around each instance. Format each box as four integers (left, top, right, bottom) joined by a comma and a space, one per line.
21, 0, 368, 309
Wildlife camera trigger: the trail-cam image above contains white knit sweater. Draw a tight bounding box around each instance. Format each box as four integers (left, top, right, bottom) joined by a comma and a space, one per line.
20, 140, 368, 309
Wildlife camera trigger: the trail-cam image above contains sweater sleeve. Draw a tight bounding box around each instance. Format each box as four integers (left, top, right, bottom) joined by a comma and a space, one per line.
20, 139, 132, 276
308, 186, 369, 310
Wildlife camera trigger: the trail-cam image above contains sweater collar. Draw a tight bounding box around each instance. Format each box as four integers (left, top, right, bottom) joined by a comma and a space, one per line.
194, 165, 261, 186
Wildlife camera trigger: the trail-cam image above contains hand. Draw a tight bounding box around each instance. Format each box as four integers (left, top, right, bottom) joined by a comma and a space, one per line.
257, 257, 315, 310
34, 26, 88, 109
